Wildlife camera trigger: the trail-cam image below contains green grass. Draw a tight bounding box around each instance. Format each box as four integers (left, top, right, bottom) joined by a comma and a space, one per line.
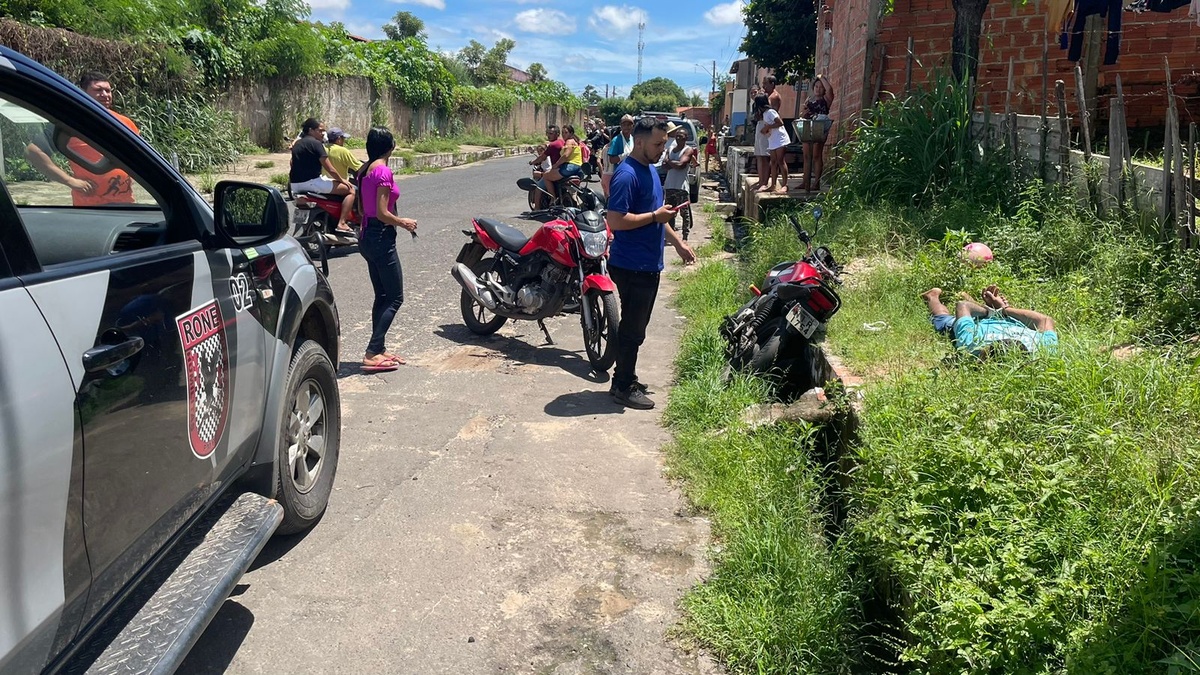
268, 172, 288, 187
408, 133, 543, 155
665, 260, 861, 674
410, 137, 460, 154
253, 160, 275, 169
667, 183, 1200, 673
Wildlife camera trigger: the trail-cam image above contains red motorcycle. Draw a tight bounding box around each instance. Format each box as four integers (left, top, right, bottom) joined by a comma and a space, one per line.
720, 207, 842, 398
291, 188, 360, 276
451, 206, 620, 372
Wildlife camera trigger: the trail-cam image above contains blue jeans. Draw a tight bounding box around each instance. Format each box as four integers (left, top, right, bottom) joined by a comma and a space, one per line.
359, 219, 404, 355
559, 163, 582, 178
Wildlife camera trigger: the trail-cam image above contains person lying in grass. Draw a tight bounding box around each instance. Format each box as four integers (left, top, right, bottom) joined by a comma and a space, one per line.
921, 285, 1059, 356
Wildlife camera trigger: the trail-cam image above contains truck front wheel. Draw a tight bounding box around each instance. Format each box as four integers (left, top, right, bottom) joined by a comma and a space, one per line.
274, 340, 341, 535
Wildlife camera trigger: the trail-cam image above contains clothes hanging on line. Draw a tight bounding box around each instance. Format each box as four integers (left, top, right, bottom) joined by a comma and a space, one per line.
1047, 0, 1074, 34
1191, 0, 1200, 26
1063, 0, 1122, 65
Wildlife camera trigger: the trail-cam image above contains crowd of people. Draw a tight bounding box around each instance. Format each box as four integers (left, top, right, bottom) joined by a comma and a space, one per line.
748, 74, 835, 194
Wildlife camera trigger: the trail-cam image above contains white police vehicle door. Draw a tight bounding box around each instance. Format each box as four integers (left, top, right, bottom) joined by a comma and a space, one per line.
0, 76, 266, 663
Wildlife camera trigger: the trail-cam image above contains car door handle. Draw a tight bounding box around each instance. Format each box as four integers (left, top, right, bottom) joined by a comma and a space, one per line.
82, 337, 145, 373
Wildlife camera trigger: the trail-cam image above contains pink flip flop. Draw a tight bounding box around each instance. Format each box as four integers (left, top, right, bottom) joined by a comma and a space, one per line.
361, 358, 399, 373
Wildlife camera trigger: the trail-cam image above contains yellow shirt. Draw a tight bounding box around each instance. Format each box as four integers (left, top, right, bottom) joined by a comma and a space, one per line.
325, 144, 362, 180
561, 142, 583, 166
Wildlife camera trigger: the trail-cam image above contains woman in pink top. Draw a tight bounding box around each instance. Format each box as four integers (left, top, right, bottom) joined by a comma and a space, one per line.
356, 127, 418, 372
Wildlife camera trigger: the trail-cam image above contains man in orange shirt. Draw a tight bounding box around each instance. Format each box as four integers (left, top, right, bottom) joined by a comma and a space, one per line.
24, 71, 141, 207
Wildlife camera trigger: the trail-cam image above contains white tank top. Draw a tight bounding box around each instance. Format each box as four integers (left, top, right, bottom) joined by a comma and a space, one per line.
665, 144, 689, 191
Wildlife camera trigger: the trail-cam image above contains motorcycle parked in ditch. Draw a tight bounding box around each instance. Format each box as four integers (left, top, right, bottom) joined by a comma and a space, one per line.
451, 206, 620, 372
720, 207, 843, 398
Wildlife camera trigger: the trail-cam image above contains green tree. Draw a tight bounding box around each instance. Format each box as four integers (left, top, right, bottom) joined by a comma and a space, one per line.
457, 40, 486, 74
631, 94, 678, 114
598, 97, 637, 125
740, 0, 817, 78
688, 92, 704, 106
629, 76, 687, 107
455, 38, 516, 86
527, 62, 547, 83
382, 10, 425, 41
581, 84, 601, 105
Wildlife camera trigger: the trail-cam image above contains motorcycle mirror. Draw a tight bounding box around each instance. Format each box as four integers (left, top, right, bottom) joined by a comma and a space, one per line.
812, 206, 824, 222
517, 177, 537, 191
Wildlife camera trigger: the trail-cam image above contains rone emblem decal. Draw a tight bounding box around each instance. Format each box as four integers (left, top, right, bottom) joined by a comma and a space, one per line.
176, 300, 230, 458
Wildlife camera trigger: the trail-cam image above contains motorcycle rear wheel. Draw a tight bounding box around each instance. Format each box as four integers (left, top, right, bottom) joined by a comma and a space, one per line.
301, 228, 328, 276
461, 258, 508, 335
582, 290, 619, 372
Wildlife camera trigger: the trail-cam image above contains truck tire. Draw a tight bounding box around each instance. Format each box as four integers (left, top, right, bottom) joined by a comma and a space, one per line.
275, 340, 340, 535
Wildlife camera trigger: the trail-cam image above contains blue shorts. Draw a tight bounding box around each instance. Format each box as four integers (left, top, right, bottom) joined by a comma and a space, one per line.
559, 163, 582, 178
931, 313, 955, 335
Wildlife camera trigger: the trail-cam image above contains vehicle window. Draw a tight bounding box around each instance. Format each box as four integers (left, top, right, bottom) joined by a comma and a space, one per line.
0, 93, 175, 268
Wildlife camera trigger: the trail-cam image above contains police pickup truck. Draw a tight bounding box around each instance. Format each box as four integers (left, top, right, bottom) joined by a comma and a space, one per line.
0, 47, 341, 673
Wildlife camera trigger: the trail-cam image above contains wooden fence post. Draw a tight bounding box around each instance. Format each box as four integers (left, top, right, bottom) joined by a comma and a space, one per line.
1109, 97, 1122, 212
983, 91, 992, 151
1074, 65, 1092, 160
1039, 37, 1049, 180
1008, 112, 1019, 165
1162, 58, 1179, 239
1056, 80, 1070, 184
1190, 122, 1197, 240
905, 36, 914, 94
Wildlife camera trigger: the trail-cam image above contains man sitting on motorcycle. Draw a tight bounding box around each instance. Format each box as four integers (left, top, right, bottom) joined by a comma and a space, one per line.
528, 125, 564, 209
290, 117, 356, 235
922, 285, 1059, 357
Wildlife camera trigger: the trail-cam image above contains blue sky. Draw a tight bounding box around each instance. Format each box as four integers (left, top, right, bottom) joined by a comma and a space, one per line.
307, 0, 748, 99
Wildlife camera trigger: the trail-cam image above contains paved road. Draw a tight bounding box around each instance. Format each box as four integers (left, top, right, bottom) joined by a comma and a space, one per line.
179, 156, 717, 674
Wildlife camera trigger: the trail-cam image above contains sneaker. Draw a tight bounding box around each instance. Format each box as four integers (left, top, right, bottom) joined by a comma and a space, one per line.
612, 385, 655, 410
609, 381, 648, 396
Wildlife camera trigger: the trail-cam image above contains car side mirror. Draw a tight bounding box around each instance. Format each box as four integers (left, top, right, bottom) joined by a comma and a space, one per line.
213, 181, 288, 246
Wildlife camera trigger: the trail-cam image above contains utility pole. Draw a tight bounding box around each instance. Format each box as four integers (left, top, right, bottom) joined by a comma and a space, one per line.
605, 84, 609, 98
637, 22, 645, 85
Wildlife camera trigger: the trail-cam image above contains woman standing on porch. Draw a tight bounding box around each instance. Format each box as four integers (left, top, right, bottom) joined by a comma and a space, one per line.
800, 75, 835, 193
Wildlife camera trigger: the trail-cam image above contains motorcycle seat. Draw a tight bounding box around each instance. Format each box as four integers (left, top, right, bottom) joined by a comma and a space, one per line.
298, 192, 342, 201
476, 217, 529, 251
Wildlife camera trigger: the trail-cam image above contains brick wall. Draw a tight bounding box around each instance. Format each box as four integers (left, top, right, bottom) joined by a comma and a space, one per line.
823, 0, 1200, 143
820, 0, 879, 143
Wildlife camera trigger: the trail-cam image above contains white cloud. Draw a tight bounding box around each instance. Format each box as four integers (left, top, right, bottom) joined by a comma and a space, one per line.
704, 1, 743, 26
588, 5, 649, 32
514, 8, 576, 34
387, 0, 445, 9
308, 0, 349, 10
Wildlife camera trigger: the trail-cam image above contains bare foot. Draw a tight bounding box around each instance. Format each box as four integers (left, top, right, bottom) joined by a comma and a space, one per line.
757, 184, 774, 192
772, 186, 788, 194
921, 288, 943, 302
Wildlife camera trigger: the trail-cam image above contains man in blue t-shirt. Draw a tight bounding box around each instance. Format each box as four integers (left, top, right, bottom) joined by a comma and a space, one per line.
606, 117, 697, 409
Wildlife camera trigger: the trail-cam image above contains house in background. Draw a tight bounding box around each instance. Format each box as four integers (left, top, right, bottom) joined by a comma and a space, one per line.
818, 0, 1200, 148
676, 106, 714, 129
505, 65, 531, 84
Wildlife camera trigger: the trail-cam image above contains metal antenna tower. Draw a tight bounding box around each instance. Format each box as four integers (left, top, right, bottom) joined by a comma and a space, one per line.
637, 22, 645, 84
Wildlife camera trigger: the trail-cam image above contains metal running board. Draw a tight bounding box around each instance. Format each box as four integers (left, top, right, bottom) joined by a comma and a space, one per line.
65, 493, 283, 675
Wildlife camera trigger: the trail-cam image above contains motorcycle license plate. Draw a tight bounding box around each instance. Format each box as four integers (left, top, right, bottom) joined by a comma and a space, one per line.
786, 304, 820, 338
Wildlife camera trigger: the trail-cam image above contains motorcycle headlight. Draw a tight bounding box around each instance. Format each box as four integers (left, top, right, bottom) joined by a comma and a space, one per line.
581, 231, 608, 258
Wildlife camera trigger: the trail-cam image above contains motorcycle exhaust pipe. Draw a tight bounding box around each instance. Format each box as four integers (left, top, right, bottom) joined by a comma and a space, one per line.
452, 263, 498, 311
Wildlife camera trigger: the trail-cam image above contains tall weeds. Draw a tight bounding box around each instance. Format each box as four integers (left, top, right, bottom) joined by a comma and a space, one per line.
833, 73, 1020, 211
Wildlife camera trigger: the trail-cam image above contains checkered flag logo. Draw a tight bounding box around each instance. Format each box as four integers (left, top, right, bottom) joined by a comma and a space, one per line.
177, 300, 230, 458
